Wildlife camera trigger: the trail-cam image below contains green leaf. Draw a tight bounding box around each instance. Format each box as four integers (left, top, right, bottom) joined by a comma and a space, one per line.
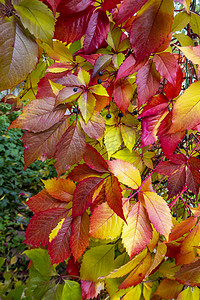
0, 257, 5, 269
14, 0, 54, 44
80, 244, 115, 281
61, 280, 82, 300
0, 16, 38, 91
23, 248, 56, 277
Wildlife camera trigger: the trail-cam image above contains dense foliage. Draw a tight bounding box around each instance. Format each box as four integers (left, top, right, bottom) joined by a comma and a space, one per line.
1, 0, 200, 299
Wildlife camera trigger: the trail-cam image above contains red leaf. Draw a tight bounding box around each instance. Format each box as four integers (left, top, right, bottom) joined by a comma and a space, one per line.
115, 0, 148, 25
186, 167, 200, 197
105, 174, 125, 221
22, 118, 70, 169
116, 55, 147, 81
49, 216, 72, 264
69, 164, 103, 182
83, 9, 110, 54
55, 121, 86, 176
27, 190, 68, 214
54, 7, 93, 44
140, 94, 169, 118
66, 256, 80, 277
102, 0, 121, 11
70, 212, 90, 260
136, 60, 160, 107
9, 97, 66, 133
168, 167, 186, 198
25, 208, 68, 247
43, 0, 62, 15
81, 280, 104, 300
57, 0, 93, 14
164, 66, 183, 99
79, 111, 106, 139
114, 78, 133, 112
153, 52, 179, 87
72, 177, 105, 217
83, 144, 108, 173
130, 0, 174, 62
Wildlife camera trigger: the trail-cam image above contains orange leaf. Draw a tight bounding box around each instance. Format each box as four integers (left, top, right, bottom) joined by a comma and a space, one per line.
154, 279, 183, 299
42, 178, 76, 202
175, 258, 200, 286
169, 217, 197, 242
121, 202, 152, 258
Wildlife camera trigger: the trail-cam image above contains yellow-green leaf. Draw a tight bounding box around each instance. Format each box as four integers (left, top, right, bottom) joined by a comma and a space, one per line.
78, 92, 96, 123
121, 285, 142, 300
14, 0, 54, 44
177, 287, 200, 300
174, 33, 194, 47
171, 11, 190, 32
104, 126, 122, 158
190, 12, 200, 36
41, 40, 73, 62
120, 125, 136, 152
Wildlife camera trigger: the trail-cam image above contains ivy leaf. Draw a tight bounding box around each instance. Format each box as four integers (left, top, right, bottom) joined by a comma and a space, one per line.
142, 192, 173, 239
25, 208, 69, 247
57, 0, 93, 14
153, 52, 179, 87
114, 78, 134, 112
55, 121, 86, 176
136, 60, 160, 107
121, 202, 152, 258
0, 16, 38, 91
178, 45, 200, 65
105, 249, 148, 279
154, 279, 183, 299
105, 174, 125, 221
89, 202, 124, 240
72, 177, 105, 217
104, 126, 122, 158
116, 55, 147, 81
79, 111, 106, 140
119, 253, 151, 289
169, 217, 197, 242
48, 216, 72, 264
27, 190, 69, 214
14, 0, 54, 44
54, 7, 93, 44
115, 0, 148, 25
168, 81, 200, 133
9, 97, 67, 133
78, 92, 96, 123
175, 258, 200, 286
61, 280, 82, 300
81, 280, 104, 300
164, 66, 183, 99
70, 212, 90, 261
80, 244, 115, 281
42, 178, 76, 202
108, 159, 141, 189
130, 0, 174, 62
83, 9, 110, 54
83, 144, 108, 173
146, 243, 167, 277
68, 163, 103, 182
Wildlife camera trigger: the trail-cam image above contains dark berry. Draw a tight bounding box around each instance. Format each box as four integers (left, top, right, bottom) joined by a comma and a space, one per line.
118, 112, 123, 118
173, 213, 177, 218
73, 108, 78, 114
97, 79, 102, 84
73, 87, 78, 92
106, 113, 111, 119
98, 71, 103, 76
133, 110, 137, 115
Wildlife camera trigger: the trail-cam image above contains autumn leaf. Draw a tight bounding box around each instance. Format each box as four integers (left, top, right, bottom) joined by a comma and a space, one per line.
89, 202, 124, 240
70, 212, 90, 261
108, 159, 141, 189
48, 216, 72, 264
154, 279, 183, 299
142, 192, 173, 238
114, 78, 134, 112
175, 258, 200, 286
42, 178, 76, 202
83, 144, 108, 173
121, 202, 153, 257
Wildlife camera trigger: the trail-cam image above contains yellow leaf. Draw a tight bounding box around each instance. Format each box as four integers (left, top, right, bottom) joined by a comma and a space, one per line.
104, 126, 122, 158
120, 125, 136, 151
78, 92, 96, 123
190, 12, 200, 36
159, 261, 181, 279
154, 279, 183, 299
171, 11, 190, 32
89, 84, 109, 96
41, 40, 73, 62
143, 192, 173, 239
104, 248, 147, 279
174, 33, 194, 47
121, 285, 142, 300
108, 159, 141, 189
177, 287, 200, 300
146, 242, 167, 277
49, 218, 65, 242
49, 80, 64, 96
122, 202, 152, 257
78, 68, 90, 86
182, 0, 191, 13
168, 81, 200, 133
178, 45, 200, 65
10, 256, 18, 265
89, 202, 124, 240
